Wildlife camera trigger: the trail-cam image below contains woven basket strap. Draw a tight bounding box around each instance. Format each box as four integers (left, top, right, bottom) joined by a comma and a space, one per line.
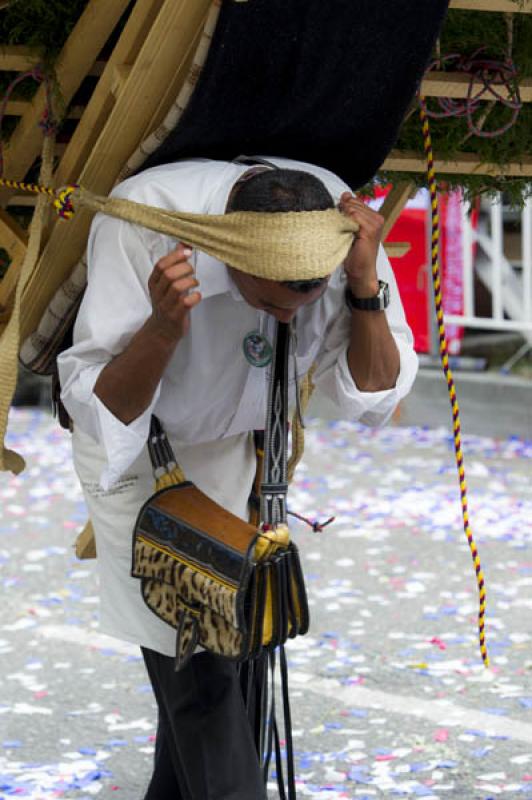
0, 134, 55, 473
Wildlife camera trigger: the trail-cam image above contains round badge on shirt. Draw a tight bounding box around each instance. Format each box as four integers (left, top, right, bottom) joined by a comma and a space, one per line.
242, 331, 273, 367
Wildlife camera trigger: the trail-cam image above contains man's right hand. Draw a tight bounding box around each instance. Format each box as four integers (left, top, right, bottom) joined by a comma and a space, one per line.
147, 243, 202, 342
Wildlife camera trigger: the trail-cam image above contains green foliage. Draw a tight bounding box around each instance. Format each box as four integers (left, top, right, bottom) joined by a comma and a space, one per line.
0, 0, 89, 64
390, 8, 532, 204
0, 1, 90, 141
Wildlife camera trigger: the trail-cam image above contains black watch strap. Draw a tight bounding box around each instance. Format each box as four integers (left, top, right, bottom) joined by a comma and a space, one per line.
345, 280, 390, 311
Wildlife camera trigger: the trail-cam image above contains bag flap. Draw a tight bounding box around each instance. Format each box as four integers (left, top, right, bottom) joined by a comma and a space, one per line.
133, 482, 258, 588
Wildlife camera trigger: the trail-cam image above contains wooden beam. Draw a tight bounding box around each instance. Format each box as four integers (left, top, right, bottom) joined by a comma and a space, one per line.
382, 150, 532, 176
0, 209, 28, 313
21, 0, 213, 342
421, 73, 532, 103
0, 208, 28, 259
384, 242, 411, 258
380, 181, 416, 239
53, 0, 165, 189
6, 196, 37, 207
0, 0, 131, 208
450, 0, 532, 11
0, 45, 39, 72
3, 100, 85, 119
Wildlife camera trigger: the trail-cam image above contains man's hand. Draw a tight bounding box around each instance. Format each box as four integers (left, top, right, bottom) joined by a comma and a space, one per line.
94, 243, 201, 425
339, 192, 384, 298
147, 243, 202, 342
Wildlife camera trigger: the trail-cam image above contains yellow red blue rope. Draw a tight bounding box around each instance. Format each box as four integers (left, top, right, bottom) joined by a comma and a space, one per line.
419, 96, 489, 668
0, 178, 76, 219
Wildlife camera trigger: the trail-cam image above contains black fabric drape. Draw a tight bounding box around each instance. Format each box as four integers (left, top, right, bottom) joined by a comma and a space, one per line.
142, 0, 450, 188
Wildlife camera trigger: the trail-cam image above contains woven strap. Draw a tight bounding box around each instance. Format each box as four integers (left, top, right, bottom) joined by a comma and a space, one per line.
70, 186, 359, 281
260, 320, 290, 526
0, 135, 55, 473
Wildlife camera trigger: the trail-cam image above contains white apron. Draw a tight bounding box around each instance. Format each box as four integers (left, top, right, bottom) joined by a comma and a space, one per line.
73, 426, 256, 656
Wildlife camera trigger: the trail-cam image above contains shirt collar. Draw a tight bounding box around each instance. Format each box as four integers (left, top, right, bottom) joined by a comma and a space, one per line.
195, 254, 244, 302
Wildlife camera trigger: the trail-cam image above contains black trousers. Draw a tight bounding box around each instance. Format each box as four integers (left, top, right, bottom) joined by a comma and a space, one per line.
141, 647, 267, 800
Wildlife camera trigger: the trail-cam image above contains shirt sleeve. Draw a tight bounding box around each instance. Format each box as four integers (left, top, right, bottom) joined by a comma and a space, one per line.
57, 212, 167, 490
312, 245, 419, 426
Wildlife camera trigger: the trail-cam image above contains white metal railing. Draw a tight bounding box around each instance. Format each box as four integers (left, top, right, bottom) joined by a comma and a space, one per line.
444, 194, 532, 337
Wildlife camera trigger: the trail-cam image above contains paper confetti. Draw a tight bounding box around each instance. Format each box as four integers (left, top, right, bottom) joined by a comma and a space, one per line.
1, 409, 531, 798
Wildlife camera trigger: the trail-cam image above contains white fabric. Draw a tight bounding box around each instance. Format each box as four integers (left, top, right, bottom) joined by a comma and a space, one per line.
72, 426, 255, 657
58, 156, 418, 654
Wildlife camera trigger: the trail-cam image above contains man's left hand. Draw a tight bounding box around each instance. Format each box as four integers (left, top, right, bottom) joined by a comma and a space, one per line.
339, 192, 384, 298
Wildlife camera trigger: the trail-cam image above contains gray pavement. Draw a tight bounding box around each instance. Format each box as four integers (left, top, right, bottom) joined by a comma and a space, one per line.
0, 399, 531, 799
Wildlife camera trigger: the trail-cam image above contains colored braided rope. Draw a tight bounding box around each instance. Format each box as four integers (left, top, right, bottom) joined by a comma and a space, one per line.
0, 177, 77, 219
0, 177, 55, 198
419, 97, 489, 669
0, 66, 57, 177
423, 50, 521, 139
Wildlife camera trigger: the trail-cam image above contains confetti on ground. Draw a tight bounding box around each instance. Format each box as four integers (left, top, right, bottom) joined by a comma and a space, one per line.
1, 409, 531, 798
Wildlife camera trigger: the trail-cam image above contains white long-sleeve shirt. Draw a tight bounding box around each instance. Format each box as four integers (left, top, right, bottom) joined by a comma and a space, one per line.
57, 157, 418, 654
58, 157, 418, 490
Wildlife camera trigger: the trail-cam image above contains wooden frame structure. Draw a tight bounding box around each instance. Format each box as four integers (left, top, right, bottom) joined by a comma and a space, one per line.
0, 0, 531, 333
380, 0, 532, 244
0, 0, 213, 334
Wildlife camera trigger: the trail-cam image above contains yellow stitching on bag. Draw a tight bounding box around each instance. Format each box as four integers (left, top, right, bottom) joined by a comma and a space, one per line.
136, 534, 238, 593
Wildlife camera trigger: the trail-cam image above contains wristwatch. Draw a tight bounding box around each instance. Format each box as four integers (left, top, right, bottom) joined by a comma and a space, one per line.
345, 280, 390, 312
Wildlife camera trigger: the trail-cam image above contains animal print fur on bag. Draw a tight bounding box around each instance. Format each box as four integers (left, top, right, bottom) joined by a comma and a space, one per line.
133, 538, 240, 628
140, 578, 244, 660
132, 539, 246, 666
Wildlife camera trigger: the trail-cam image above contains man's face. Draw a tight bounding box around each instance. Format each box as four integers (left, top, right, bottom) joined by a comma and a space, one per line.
228, 267, 329, 323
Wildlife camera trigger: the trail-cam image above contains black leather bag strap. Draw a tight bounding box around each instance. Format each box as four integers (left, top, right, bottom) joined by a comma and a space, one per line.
258, 322, 298, 799
280, 643, 297, 800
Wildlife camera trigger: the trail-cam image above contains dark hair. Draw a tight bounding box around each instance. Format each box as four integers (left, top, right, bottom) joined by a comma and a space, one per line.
228, 168, 334, 293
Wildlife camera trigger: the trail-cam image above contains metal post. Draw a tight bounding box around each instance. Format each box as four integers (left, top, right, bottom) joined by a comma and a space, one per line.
522, 196, 532, 323
461, 197, 474, 317
490, 194, 504, 321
